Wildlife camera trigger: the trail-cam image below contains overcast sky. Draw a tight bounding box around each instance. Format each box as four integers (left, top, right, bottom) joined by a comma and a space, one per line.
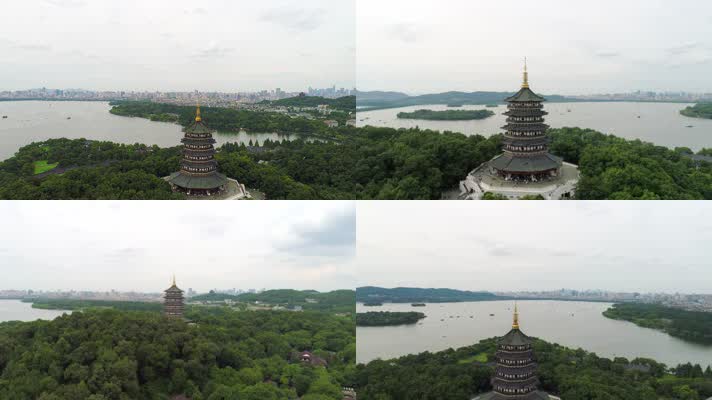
356, 202, 712, 294
0, 201, 355, 292
1, 0, 355, 92
357, 0, 712, 94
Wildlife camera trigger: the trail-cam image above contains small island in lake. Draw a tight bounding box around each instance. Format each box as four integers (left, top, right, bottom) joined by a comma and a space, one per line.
363, 301, 384, 307
411, 303, 426, 307
680, 103, 712, 119
396, 109, 495, 121
356, 311, 426, 326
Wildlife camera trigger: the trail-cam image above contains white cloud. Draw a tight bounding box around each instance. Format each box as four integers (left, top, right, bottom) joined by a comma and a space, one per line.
0, 201, 356, 292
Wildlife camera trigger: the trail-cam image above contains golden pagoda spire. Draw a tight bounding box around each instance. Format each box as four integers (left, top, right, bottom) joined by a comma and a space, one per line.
512, 301, 520, 329
522, 58, 529, 89
172, 274, 176, 287
195, 103, 202, 122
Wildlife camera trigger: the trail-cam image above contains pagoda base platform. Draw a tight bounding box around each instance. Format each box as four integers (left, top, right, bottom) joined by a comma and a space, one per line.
472, 391, 561, 400
162, 177, 251, 200
459, 160, 579, 200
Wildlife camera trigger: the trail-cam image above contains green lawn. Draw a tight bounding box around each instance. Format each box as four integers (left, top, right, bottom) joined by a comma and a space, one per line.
33, 160, 59, 175
457, 352, 488, 364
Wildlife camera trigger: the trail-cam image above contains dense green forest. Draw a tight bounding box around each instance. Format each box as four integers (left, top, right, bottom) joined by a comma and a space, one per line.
357, 287, 501, 304
0, 307, 355, 400
189, 292, 242, 303
355, 338, 712, 400
356, 312, 425, 327
396, 109, 495, 121
109, 101, 342, 139
26, 299, 163, 312
603, 303, 712, 344
1, 125, 711, 200
680, 103, 712, 119
265, 96, 355, 112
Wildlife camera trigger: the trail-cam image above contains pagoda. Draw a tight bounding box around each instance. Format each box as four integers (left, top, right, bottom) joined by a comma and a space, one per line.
490, 60, 562, 182
167, 104, 228, 196
459, 60, 579, 200
473, 304, 559, 400
164, 275, 185, 318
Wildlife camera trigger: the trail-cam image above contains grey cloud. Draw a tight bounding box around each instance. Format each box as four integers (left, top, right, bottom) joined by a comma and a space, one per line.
276, 208, 356, 258
193, 43, 234, 59
260, 7, 325, 32
105, 247, 147, 262
488, 246, 514, 257
43, 0, 86, 7
14, 44, 53, 52
595, 51, 621, 58
666, 42, 702, 55
387, 23, 423, 44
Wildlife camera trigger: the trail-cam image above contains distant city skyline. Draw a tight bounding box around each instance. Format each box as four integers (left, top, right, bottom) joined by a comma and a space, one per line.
357, 0, 712, 94
2, 0, 355, 92
356, 202, 712, 293
0, 201, 356, 292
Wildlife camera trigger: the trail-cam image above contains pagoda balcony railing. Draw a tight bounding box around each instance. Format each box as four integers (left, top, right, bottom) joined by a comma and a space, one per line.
508, 103, 544, 109
495, 361, 537, 368
183, 156, 214, 162
185, 133, 214, 139
507, 117, 545, 123
182, 166, 217, 174
494, 386, 537, 395
504, 145, 547, 152
180, 170, 220, 177
504, 109, 548, 117
182, 138, 217, 146
502, 137, 551, 145
184, 144, 215, 150
502, 122, 549, 129
504, 132, 546, 138
501, 151, 551, 159
496, 372, 536, 380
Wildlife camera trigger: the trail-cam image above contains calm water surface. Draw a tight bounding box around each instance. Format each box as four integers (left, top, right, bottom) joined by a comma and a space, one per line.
356, 301, 712, 368
358, 102, 712, 150
0, 299, 70, 322
0, 101, 299, 160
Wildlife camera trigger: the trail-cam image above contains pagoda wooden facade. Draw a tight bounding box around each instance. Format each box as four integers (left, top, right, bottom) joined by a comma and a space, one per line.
167, 105, 228, 196
164, 276, 185, 318
474, 304, 558, 400
490, 61, 562, 182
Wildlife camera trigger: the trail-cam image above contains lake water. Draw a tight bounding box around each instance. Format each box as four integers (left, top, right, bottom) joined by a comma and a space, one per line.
0, 299, 70, 322
0, 101, 300, 160
356, 301, 712, 368
358, 102, 712, 151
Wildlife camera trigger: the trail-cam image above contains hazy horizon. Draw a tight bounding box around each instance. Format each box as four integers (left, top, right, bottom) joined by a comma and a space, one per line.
355, 285, 710, 296
356, 202, 712, 293
0, 201, 356, 292
357, 0, 712, 94
1, 0, 355, 92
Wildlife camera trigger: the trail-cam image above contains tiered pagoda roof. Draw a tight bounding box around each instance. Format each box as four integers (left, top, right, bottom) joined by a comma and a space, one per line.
164, 275, 185, 318
167, 105, 228, 195
489, 61, 562, 181
473, 303, 559, 400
